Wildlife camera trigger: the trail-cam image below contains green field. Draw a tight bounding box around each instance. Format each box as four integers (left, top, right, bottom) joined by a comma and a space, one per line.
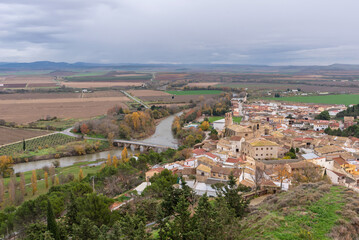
267, 94, 359, 105
208, 116, 242, 123
166, 90, 223, 95
0, 133, 77, 156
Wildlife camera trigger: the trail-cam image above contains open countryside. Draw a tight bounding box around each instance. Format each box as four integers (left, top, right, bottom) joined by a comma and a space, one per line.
267, 94, 359, 105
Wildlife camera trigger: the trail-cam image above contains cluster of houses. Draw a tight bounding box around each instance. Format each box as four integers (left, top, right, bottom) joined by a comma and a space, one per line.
144, 99, 359, 196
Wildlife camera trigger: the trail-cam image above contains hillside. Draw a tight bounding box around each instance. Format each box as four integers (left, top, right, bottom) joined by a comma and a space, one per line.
238, 182, 359, 240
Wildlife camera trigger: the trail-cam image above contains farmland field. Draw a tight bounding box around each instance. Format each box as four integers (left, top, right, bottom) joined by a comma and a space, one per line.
187, 82, 219, 87
165, 90, 222, 95
0, 127, 51, 145
0, 133, 76, 156
129, 90, 212, 103
266, 94, 359, 105
0, 75, 58, 89
62, 81, 143, 88
0, 91, 129, 123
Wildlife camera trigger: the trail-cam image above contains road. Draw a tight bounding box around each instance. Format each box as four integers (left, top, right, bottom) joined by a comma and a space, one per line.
120, 90, 149, 109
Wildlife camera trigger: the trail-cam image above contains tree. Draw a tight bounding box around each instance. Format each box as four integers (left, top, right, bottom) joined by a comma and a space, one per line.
23, 139, 26, 151
193, 194, 217, 239
315, 110, 330, 120
31, 170, 37, 195
131, 112, 140, 130
251, 167, 264, 194
80, 123, 90, 135
121, 147, 128, 161
107, 154, 112, 166
44, 171, 49, 189
274, 164, 292, 189
200, 121, 210, 131
49, 167, 55, 186
55, 176, 59, 186
214, 174, 249, 217
0, 156, 14, 177
47, 199, 60, 240
20, 172, 26, 197
0, 176, 4, 203
107, 132, 115, 148
8, 174, 16, 204
167, 195, 193, 239
79, 169, 84, 181
112, 156, 118, 168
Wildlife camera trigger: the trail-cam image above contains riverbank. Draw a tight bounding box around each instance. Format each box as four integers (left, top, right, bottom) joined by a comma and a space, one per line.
2, 159, 105, 205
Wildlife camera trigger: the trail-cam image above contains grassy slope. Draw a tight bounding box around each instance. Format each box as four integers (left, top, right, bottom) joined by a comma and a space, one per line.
237, 183, 359, 240
208, 116, 242, 123
165, 90, 223, 95
266, 94, 359, 105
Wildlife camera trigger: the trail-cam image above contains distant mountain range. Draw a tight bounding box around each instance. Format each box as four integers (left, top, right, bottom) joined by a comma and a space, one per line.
1, 61, 359, 73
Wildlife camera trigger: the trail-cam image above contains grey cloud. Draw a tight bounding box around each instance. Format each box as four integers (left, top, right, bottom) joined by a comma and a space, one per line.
0, 0, 358, 64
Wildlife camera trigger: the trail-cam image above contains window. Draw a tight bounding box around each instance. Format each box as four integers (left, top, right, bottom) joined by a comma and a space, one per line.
256, 148, 258, 150
266, 148, 268, 150
201, 172, 204, 176
261, 148, 263, 150
261, 154, 263, 156
270, 147, 273, 150
213, 173, 216, 176
256, 154, 258, 156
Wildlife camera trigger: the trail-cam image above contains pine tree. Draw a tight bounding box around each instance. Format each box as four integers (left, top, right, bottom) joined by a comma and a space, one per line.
66, 192, 79, 226
47, 199, 60, 240
79, 169, 84, 181
31, 170, 37, 195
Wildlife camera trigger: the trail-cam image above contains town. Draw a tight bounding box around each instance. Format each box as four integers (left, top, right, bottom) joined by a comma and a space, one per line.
145, 95, 359, 198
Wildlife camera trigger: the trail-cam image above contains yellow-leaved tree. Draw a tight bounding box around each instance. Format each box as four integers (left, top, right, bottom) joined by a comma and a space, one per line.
107, 154, 112, 166
113, 156, 118, 168
44, 171, 49, 189
31, 170, 37, 195
0, 156, 14, 177
55, 176, 59, 186
121, 147, 128, 162
200, 121, 210, 131
79, 169, 84, 181
131, 112, 140, 130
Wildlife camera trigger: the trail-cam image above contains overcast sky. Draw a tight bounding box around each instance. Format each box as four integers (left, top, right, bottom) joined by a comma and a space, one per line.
0, 0, 358, 65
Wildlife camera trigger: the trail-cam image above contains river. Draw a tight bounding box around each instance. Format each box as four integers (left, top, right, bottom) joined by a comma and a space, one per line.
13, 113, 180, 173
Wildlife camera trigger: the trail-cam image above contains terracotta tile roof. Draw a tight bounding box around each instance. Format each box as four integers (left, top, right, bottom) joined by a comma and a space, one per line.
147, 167, 165, 173
197, 164, 211, 173
192, 148, 206, 155
333, 157, 348, 166
315, 145, 344, 155
211, 166, 232, 175
248, 138, 279, 147
226, 157, 240, 163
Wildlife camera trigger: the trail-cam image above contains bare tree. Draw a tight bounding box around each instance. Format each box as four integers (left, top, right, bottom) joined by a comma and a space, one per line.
250, 166, 264, 195
0, 176, 4, 203
8, 174, 16, 204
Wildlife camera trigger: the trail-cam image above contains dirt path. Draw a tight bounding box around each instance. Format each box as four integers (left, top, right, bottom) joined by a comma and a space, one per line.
249, 194, 272, 206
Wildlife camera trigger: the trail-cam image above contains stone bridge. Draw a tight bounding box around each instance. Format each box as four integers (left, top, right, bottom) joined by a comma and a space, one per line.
113, 139, 171, 152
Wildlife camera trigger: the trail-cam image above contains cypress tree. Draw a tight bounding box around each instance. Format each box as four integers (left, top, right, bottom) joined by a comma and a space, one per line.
23, 139, 26, 151
47, 199, 60, 240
